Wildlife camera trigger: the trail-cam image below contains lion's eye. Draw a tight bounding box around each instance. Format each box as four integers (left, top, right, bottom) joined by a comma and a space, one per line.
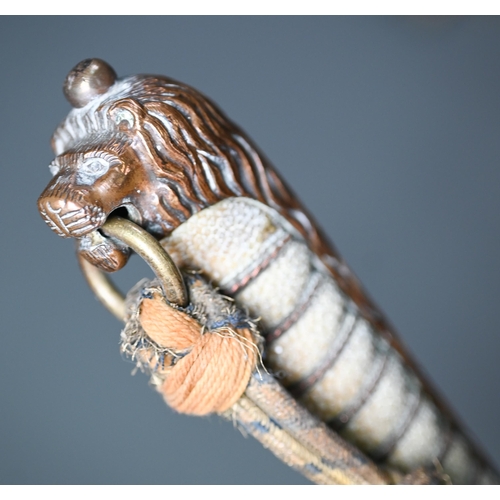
77, 158, 110, 185
113, 109, 135, 129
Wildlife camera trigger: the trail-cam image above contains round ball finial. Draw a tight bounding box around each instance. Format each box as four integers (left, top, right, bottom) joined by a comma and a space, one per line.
63, 58, 117, 108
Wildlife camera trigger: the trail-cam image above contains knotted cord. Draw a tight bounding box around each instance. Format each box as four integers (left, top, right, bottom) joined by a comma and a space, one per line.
121, 275, 261, 416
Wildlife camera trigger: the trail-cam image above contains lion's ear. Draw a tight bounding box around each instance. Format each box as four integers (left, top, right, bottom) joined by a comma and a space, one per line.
109, 99, 145, 132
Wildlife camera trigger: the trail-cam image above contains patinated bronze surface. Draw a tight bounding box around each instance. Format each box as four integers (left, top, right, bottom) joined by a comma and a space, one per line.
37, 59, 498, 483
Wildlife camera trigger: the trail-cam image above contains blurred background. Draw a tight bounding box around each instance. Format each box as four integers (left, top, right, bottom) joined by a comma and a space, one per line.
0, 16, 499, 484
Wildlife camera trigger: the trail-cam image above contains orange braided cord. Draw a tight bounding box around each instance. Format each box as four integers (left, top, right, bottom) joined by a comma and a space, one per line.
139, 292, 258, 416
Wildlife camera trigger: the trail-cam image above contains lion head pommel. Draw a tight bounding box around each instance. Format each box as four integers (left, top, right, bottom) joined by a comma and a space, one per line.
38, 59, 314, 273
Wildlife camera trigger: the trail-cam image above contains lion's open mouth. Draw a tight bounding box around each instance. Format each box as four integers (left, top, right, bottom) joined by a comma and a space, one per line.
76, 206, 144, 272
39, 185, 152, 272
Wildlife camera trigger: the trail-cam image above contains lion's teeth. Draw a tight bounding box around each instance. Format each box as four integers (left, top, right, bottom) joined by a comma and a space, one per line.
71, 224, 94, 236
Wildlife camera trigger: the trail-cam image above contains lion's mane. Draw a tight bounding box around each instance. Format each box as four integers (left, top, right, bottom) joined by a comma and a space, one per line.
52, 74, 318, 242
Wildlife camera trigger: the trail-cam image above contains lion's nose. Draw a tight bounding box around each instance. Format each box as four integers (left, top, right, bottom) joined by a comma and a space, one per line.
38, 195, 86, 237
38, 192, 105, 238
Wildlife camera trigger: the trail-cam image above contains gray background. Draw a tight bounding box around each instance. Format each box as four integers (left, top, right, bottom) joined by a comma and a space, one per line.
0, 16, 499, 484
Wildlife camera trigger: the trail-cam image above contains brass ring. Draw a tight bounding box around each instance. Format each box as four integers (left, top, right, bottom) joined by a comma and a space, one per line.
78, 217, 188, 322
